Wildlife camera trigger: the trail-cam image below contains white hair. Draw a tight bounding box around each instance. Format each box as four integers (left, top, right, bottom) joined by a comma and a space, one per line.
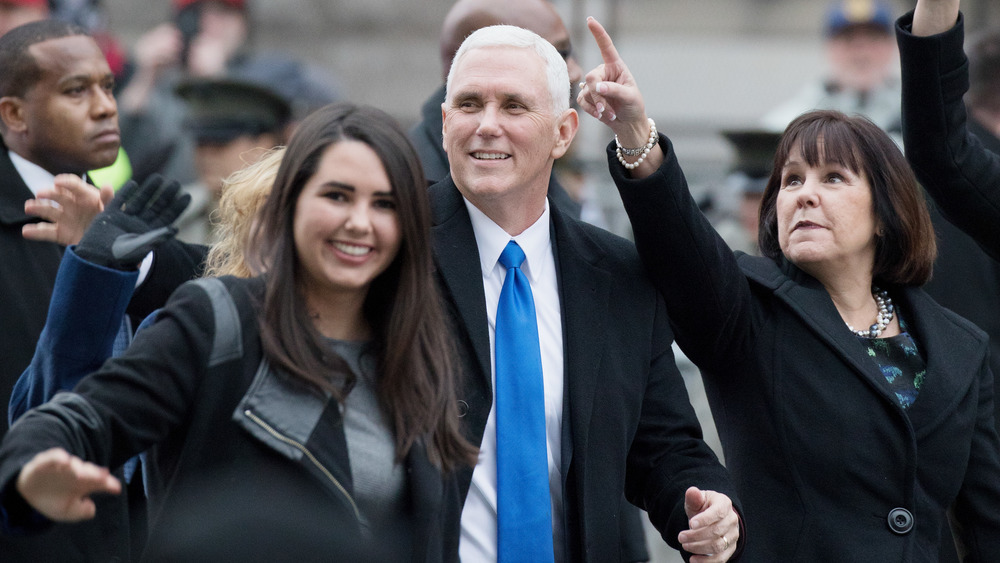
445, 24, 570, 115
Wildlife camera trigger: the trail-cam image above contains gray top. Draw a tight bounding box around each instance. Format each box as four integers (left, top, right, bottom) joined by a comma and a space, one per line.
327, 339, 406, 537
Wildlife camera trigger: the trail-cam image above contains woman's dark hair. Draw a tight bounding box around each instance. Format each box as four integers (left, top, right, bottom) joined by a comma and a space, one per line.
758, 110, 936, 286
254, 102, 476, 471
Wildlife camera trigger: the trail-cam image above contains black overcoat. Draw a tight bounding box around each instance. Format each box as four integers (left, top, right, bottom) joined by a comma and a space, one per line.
429, 177, 740, 561
612, 136, 1000, 561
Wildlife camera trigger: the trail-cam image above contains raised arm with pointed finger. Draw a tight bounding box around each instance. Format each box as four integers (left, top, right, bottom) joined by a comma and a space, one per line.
576, 17, 664, 179
578, 18, 743, 563
582, 11, 1000, 561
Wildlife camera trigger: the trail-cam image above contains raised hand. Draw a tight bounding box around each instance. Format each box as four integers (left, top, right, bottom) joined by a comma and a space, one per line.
22, 175, 114, 246
577, 17, 648, 126
677, 486, 741, 562
577, 16, 663, 176
912, 0, 960, 37
75, 174, 191, 270
15, 448, 121, 523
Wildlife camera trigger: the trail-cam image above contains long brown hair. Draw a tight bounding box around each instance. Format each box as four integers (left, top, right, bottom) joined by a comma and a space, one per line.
758, 110, 937, 286
254, 103, 476, 471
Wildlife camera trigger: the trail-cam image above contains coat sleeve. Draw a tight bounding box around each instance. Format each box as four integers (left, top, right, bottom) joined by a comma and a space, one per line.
609, 134, 757, 374
897, 11, 1000, 261
0, 280, 218, 524
127, 239, 207, 323
8, 247, 138, 425
624, 293, 745, 560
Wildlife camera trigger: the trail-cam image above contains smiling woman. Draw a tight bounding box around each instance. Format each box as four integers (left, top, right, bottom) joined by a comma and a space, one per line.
292, 139, 401, 322
0, 102, 477, 561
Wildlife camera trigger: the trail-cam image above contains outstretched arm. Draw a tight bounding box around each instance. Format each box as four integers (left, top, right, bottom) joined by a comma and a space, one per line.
578, 17, 757, 371
15, 448, 121, 523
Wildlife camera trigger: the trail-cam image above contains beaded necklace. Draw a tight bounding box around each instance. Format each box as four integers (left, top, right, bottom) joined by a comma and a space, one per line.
846, 286, 894, 338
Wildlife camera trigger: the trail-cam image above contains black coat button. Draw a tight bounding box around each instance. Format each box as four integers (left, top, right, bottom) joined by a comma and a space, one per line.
457, 400, 469, 417
887, 507, 913, 534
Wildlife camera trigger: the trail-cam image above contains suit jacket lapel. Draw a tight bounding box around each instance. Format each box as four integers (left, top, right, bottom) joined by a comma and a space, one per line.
744, 257, 986, 423
0, 150, 37, 226
896, 287, 986, 435
748, 257, 902, 406
550, 210, 613, 475
430, 179, 494, 412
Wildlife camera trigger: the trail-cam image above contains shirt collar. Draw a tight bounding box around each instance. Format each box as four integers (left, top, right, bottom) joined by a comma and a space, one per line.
463, 197, 551, 284
9, 151, 58, 197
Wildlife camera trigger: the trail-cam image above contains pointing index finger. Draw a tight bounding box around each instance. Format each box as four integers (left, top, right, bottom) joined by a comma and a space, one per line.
586, 16, 621, 65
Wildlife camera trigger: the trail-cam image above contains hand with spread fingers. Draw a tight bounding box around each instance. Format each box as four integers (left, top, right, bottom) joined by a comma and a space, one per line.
677, 487, 741, 562
74, 174, 191, 271
16, 448, 122, 523
577, 16, 664, 177
22, 175, 115, 246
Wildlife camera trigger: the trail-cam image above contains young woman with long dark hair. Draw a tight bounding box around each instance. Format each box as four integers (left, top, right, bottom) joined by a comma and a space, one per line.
0, 102, 476, 561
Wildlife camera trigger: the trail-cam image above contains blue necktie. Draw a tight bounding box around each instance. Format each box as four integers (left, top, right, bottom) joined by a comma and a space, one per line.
495, 241, 554, 563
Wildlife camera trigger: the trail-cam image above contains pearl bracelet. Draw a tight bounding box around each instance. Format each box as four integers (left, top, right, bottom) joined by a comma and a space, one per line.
615, 117, 658, 170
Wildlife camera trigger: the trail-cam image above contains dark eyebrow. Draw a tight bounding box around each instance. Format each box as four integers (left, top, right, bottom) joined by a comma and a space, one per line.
451, 91, 481, 104
322, 181, 394, 198
324, 181, 354, 191
501, 93, 530, 106
58, 71, 114, 87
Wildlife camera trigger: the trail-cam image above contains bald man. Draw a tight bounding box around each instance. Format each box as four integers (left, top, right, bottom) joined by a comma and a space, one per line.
409, 0, 584, 220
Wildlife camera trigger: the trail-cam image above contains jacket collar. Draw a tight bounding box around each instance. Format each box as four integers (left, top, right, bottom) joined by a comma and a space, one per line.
0, 149, 37, 226
430, 177, 494, 390
429, 177, 615, 471
740, 254, 988, 429
548, 204, 614, 473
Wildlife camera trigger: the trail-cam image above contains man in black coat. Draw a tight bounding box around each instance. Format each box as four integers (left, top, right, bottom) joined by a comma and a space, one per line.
0, 18, 123, 562
0, 20, 203, 561
433, 24, 743, 562
0, 20, 121, 437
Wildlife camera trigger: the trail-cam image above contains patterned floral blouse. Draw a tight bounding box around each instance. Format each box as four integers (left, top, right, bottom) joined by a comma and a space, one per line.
858, 318, 926, 410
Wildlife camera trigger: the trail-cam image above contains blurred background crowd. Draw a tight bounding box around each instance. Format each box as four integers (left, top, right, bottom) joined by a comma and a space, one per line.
2, 0, 999, 561
5, 0, 994, 240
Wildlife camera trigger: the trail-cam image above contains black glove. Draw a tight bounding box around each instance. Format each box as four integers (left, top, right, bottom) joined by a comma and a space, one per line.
75, 174, 191, 270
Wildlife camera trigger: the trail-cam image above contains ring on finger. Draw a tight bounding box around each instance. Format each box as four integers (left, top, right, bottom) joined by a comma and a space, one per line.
578, 81, 586, 89
722, 535, 730, 551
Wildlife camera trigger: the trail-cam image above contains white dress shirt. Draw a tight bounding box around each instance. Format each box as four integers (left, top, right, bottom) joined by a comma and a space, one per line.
10, 150, 56, 197
458, 198, 566, 563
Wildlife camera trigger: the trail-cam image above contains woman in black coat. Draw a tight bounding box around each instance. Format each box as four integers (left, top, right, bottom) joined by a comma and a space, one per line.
0, 103, 476, 561
578, 18, 1000, 562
